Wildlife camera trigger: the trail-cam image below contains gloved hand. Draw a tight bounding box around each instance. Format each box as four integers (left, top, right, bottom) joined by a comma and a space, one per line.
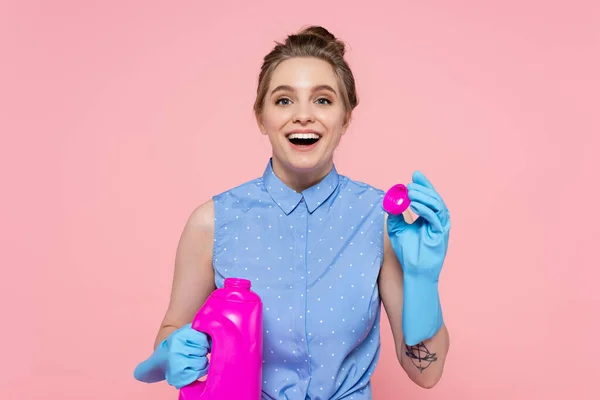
133, 323, 211, 389
386, 171, 451, 346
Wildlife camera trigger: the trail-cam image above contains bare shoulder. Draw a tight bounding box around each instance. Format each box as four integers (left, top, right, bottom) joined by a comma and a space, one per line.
185, 199, 215, 233
159, 199, 217, 330
173, 198, 216, 277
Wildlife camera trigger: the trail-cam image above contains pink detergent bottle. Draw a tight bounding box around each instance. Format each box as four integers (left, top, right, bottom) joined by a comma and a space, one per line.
179, 278, 263, 400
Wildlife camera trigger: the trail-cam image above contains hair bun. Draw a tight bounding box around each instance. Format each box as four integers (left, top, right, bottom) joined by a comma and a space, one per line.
297, 25, 346, 56
298, 26, 336, 42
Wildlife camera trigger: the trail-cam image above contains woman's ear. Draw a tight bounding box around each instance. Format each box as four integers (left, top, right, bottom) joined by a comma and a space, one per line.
255, 112, 267, 135
341, 111, 352, 135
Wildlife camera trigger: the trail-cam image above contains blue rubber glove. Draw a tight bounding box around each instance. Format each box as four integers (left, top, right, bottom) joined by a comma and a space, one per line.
386, 171, 451, 346
133, 323, 210, 389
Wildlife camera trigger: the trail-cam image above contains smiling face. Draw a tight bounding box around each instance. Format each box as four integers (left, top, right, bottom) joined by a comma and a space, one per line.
257, 57, 350, 190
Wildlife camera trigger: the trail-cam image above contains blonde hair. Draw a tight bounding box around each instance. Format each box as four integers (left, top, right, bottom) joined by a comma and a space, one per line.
253, 26, 358, 118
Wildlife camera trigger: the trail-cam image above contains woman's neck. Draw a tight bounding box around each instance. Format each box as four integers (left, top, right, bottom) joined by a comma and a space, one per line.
271, 157, 332, 193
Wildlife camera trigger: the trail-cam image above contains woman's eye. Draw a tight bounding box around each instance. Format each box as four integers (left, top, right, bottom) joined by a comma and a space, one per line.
276, 98, 291, 105
316, 98, 332, 105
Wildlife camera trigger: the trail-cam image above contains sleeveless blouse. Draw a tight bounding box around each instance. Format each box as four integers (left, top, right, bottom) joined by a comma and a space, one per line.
212, 159, 385, 399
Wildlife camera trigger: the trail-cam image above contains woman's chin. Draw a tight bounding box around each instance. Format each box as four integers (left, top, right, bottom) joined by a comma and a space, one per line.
273, 147, 331, 174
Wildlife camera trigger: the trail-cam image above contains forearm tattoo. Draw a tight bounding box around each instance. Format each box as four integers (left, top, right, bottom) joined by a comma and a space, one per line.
405, 341, 438, 372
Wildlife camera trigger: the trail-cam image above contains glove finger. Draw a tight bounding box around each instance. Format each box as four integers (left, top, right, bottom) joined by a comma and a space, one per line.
407, 182, 448, 211
182, 337, 210, 352
438, 209, 450, 228
386, 213, 410, 236
171, 336, 210, 357
408, 183, 450, 226
166, 364, 205, 389
167, 352, 209, 372
178, 325, 211, 349
410, 201, 444, 234
407, 188, 443, 214
189, 331, 211, 348
412, 170, 437, 191
166, 351, 209, 388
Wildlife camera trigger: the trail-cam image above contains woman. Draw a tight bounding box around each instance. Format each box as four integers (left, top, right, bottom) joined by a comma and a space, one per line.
134, 26, 451, 398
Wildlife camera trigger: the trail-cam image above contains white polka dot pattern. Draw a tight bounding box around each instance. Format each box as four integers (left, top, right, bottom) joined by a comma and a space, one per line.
212, 160, 385, 400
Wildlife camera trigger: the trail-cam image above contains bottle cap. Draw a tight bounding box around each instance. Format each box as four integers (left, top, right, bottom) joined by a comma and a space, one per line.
382, 184, 410, 215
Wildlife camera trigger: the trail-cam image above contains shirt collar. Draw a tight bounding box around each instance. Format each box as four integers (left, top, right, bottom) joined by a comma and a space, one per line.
262, 158, 340, 215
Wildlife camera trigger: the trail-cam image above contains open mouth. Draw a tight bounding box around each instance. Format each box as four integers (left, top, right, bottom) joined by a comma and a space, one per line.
287, 132, 321, 146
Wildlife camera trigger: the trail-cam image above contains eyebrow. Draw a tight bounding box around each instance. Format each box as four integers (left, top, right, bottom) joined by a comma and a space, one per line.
270, 84, 337, 96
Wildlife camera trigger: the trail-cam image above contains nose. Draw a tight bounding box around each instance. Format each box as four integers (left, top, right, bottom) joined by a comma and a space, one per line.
292, 103, 315, 124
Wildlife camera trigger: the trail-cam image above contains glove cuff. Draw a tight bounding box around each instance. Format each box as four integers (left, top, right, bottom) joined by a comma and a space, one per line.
402, 274, 443, 346
133, 339, 169, 383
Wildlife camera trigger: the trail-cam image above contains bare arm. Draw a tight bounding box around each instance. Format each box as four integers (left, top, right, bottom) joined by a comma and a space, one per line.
152, 199, 217, 349
378, 215, 450, 389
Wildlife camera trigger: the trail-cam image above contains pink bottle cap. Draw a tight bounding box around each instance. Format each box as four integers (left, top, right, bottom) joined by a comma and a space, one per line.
382, 184, 410, 215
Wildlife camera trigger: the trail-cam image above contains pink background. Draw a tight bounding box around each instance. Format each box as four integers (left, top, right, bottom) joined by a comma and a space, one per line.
2, 0, 599, 399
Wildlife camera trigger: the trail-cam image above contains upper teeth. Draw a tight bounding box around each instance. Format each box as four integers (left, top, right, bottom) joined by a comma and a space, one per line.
288, 133, 320, 139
